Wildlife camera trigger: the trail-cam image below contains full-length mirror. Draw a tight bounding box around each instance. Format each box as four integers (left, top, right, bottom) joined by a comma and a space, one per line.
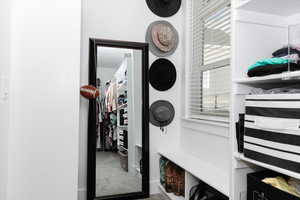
87, 39, 149, 200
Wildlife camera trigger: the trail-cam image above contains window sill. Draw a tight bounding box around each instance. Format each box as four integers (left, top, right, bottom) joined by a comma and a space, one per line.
181, 118, 230, 138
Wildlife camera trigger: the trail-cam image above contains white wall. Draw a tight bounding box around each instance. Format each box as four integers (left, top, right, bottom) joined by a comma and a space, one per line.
178, 0, 231, 192
97, 67, 118, 85
0, 0, 11, 199
7, 0, 82, 200
180, 123, 230, 178
79, 0, 184, 199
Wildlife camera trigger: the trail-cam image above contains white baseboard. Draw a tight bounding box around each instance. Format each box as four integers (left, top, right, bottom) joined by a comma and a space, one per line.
150, 180, 160, 195
78, 188, 86, 200
78, 180, 160, 200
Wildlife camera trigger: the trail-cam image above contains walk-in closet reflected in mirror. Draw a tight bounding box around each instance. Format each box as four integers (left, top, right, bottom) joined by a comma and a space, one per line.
87, 39, 149, 200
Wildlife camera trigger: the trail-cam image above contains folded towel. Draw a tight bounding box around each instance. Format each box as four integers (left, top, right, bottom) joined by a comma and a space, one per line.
248, 58, 290, 71
247, 63, 299, 77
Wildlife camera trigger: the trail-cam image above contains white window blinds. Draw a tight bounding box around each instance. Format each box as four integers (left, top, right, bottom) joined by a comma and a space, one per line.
189, 0, 231, 119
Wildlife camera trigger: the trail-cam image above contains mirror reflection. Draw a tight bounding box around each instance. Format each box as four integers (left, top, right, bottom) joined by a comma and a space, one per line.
95, 46, 143, 197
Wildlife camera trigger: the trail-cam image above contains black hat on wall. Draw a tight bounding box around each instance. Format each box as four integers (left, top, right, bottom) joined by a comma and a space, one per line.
149, 58, 177, 91
150, 100, 175, 127
146, 0, 181, 17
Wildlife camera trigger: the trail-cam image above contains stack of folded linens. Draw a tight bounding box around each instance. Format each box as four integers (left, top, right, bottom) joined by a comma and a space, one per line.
247, 46, 300, 77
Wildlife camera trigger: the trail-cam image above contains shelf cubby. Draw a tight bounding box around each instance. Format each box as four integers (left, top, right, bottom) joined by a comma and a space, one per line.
234, 71, 300, 85
158, 184, 185, 200
158, 149, 229, 196
234, 153, 300, 180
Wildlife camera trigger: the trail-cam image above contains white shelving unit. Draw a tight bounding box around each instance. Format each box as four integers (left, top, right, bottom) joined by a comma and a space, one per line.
116, 78, 128, 158
158, 149, 229, 196
236, 0, 300, 16
234, 153, 300, 180
231, 0, 300, 200
234, 71, 300, 85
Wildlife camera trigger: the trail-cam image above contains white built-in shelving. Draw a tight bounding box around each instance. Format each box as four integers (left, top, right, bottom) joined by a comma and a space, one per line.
236, 0, 300, 17
231, 0, 300, 200
234, 153, 300, 180
234, 71, 300, 85
158, 149, 229, 196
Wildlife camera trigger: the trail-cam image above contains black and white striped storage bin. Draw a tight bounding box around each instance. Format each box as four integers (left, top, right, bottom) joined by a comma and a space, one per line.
244, 94, 300, 173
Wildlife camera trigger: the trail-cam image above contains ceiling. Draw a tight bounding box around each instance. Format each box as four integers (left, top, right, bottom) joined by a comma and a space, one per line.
97, 46, 132, 69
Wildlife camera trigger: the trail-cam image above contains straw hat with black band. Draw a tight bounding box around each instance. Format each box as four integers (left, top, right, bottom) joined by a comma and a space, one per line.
146, 0, 181, 17
146, 21, 179, 57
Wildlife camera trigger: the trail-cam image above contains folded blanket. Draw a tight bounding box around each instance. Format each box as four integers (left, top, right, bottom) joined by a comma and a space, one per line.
248, 58, 291, 71
247, 63, 299, 77
263, 177, 300, 197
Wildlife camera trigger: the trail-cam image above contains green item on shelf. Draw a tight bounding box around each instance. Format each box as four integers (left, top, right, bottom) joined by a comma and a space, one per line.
248, 58, 290, 71
159, 157, 167, 187
109, 113, 117, 125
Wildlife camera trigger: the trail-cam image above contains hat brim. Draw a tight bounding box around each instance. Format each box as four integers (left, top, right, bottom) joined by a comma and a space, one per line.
149, 100, 175, 127
146, 0, 181, 18
146, 21, 179, 57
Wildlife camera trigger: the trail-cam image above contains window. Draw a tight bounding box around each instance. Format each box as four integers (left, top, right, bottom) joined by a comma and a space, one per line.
188, 0, 231, 120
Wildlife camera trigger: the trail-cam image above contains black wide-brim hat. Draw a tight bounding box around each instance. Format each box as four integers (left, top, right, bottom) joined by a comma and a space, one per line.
149, 58, 177, 91
150, 100, 175, 127
146, 0, 181, 17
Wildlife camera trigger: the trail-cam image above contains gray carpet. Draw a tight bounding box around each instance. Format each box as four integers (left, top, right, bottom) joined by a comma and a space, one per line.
96, 151, 142, 197
139, 193, 170, 200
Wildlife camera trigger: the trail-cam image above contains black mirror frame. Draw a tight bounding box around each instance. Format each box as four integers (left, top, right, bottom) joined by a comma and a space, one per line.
87, 39, 150, 200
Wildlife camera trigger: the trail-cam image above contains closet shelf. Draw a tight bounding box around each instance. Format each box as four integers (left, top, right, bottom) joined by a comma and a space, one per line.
158, 184, 184, 200
158, 149, 229, 196
119, 146, 128, 151
118, 125, 127, 129
117, 103, 127, 109
234, 71, 300, 85
117, 82, 127, 91
234, 153, 300, 180
236, 0, 300, 17
135, 144, 142, 148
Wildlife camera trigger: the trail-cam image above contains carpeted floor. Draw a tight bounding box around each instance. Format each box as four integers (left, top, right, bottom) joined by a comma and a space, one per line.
139, 193, 170, 200
96, 151, 142, 197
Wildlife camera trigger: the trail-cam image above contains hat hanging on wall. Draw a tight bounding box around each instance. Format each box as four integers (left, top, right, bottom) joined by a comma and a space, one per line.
146, 0, 181, 17
150, 100, 175, 129
146, 21, 179, 57
149, 58, 176, 91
